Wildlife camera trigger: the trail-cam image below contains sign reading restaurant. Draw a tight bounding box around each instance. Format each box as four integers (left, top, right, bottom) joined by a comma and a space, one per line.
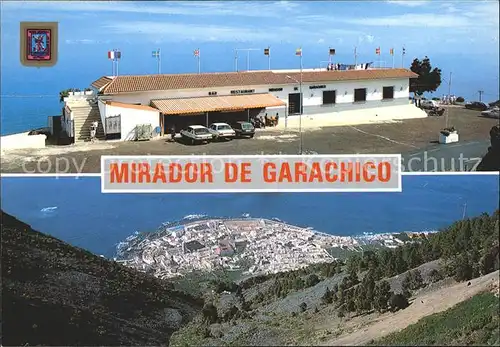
230, 89, 255, 95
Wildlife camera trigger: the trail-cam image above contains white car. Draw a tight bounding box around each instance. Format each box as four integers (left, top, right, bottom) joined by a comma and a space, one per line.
420, 99, 439, 109
481, 106, 500, 119
180, 125, 214, 145
208, 122, 236, 140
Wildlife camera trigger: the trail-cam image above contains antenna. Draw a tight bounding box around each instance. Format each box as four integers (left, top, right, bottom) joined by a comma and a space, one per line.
462, 201, 467, 220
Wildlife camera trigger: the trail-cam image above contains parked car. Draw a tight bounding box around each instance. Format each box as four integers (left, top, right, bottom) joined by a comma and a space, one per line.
208, 122, 236, 140
481, 106, 500, 119
488, 100, 500, 108
465, 101, 488, 111
232, 121, 255, 138
180, 125, 214, 145
420, 99, 439, 109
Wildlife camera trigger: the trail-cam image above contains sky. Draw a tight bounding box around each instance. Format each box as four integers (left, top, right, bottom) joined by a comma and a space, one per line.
0, 0, 499, 133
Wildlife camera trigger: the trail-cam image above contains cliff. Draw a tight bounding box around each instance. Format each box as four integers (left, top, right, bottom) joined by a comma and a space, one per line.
477, 125, 500, 171
1, 210, 204, 346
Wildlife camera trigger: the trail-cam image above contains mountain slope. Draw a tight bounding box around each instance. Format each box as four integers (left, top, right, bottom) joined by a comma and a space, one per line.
1, 210, 204, 346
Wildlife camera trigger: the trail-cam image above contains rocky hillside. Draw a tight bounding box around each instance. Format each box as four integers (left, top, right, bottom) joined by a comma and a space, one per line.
1, 210, 204, 346
477, 125, 500, 171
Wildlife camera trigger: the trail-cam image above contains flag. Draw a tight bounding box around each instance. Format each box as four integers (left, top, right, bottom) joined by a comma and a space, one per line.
295, 48, 302, 56
264, 47, 270, 56
375, 47, 381, 55
329, 48, 336, 55
152, 50, 160, 58
107, 50, 115, 60
115, 51, 121, 59
193, 49, 200, 57
390, 48, 394, 55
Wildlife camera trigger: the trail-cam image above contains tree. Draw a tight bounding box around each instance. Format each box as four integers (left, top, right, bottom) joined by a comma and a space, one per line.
202, 303, 218, 324
388, 293, 409, 312
337, 306, 345, 318
299, 302, 307, 312
374, 280, 391, 312
402, 269, 424, 291
409, 56, 442, 96
452, 254, 474, 282
305, 274, 320, 287
428, 269, 443, 283
321, 287, 333, 305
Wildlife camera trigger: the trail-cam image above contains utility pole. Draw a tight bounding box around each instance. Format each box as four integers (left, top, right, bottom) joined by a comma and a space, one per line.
478, 90, 484, 102
445, 71, 452, 129
448, 72, 452, 97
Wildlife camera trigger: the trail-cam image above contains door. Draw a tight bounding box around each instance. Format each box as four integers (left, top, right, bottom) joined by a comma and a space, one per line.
288, 93, 301, 114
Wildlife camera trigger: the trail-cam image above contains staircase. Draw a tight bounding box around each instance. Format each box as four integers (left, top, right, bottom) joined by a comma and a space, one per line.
70, 101, 105, 143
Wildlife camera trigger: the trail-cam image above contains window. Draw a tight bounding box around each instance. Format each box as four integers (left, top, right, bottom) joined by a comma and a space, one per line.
208, 91, 217, 96
383, 86, 394, 100
322, 90, 336, 105
354, 88, 367, 102
194, 128, 209, 135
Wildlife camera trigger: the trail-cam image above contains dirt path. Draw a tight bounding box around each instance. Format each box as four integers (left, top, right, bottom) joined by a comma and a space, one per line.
322, 271, 499, 346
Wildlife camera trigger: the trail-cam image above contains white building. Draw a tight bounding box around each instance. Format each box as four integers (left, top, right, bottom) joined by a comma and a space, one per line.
62, 68, 424, 141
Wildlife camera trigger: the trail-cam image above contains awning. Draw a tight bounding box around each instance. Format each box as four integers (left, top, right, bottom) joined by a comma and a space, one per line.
151, 93, 286, 115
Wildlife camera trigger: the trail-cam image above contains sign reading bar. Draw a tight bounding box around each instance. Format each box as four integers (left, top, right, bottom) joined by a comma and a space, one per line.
101, 155, 402, 193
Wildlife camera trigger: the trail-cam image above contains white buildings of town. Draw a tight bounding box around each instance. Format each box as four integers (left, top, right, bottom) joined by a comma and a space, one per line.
115, 218, 359, 279
60, 68, 426, 143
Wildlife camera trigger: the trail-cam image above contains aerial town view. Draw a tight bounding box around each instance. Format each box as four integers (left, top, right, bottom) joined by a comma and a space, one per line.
116, 217, 373, 279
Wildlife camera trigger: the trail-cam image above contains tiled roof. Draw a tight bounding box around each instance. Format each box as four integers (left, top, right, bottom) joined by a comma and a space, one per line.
91, 69, 418, 95
91, 76, 115, 90
150, 93, 286, 115
105, 101, 158, 112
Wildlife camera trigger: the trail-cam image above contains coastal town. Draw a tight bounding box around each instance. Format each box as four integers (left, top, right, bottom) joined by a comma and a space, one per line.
115, 217, 421, 279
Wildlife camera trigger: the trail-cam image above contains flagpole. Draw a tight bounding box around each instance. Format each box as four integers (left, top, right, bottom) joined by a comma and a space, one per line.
401, 47, 405, 68
299, 47, 303, 155
392, 51, 395, 69
111, 52, 114, 76
354, 47, 357, 66
268, 47, 271, 70
115, 49, 120, 76
198, 48, 201, 74
234, 50, 238, 72
158, 48, 161, 74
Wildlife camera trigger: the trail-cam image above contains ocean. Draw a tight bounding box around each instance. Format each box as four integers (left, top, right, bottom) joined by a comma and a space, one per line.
1, 174, 498, 258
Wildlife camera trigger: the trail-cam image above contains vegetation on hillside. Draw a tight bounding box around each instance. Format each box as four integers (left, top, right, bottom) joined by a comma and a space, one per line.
370, 292, 500, 346
186, 210, 499, 332
1, 210, 204, 346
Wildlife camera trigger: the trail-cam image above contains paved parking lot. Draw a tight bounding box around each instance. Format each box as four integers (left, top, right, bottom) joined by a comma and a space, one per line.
1, 107, 497, 174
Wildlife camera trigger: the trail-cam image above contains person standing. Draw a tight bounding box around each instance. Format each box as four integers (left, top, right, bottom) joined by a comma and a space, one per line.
170, 125, 176, 142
